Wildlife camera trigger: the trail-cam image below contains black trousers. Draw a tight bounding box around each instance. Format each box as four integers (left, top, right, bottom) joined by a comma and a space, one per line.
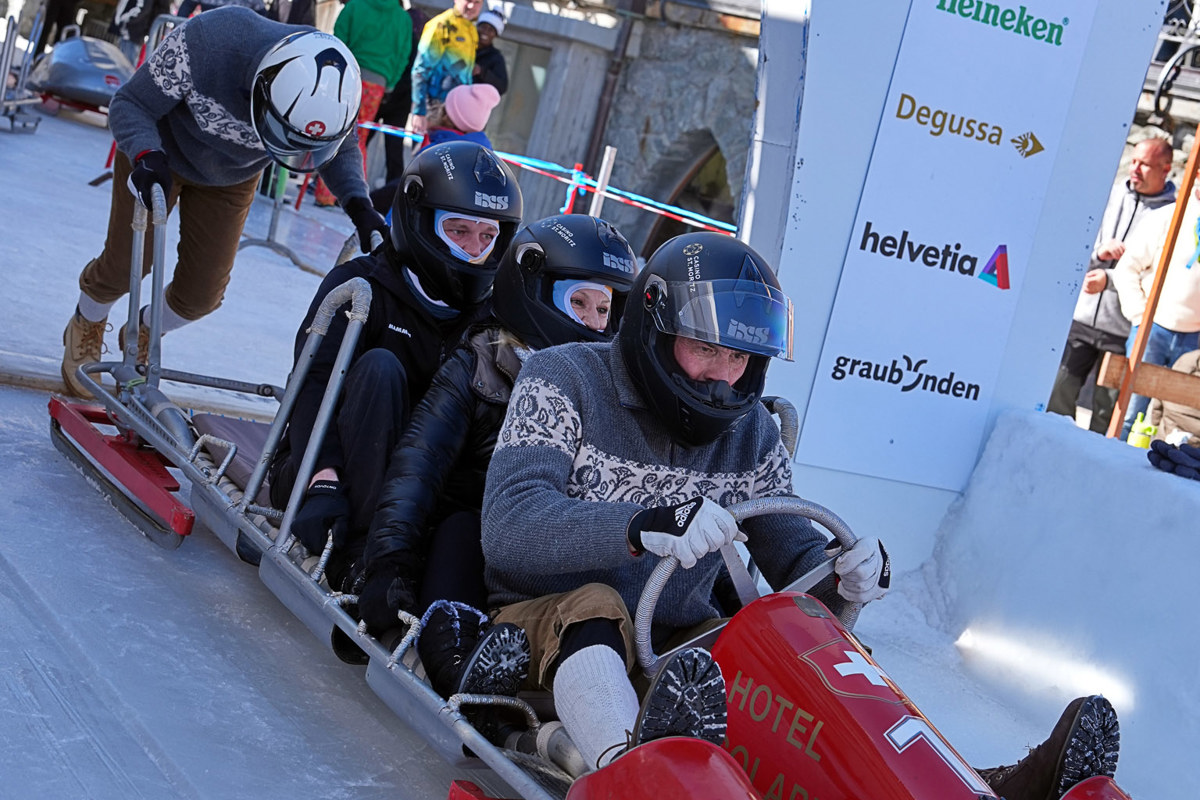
272, 348, 411, 536
1046, 320, 1124, 434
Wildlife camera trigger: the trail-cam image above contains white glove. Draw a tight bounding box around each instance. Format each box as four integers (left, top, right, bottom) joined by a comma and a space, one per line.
630, 497, 745, 569
826, 537, 891, 603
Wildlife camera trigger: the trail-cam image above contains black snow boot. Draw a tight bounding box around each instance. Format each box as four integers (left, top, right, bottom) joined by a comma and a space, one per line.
631, 647, 727, 749
977, 695, 1120, 800
417, 600, 530, 699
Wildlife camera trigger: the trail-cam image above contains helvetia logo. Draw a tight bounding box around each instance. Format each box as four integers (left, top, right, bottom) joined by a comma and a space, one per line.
934, 0, 1067, 46
832, 354, 981, 401
858, 221, 1011, 290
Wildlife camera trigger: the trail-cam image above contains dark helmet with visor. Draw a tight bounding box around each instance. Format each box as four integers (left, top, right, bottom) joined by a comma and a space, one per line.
251, 31, 361, 173
390, 141, 524, 308
492, 214, 637, 349
619, 232, 793, 447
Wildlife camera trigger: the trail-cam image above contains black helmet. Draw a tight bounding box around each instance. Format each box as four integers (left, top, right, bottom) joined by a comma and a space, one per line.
619, 232, 794, 447
492, 214, 637, 350
390, 141, 524, 308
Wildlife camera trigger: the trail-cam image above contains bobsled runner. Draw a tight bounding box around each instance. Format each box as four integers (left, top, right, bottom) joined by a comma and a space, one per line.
47, 189, 1133, 800
27, 26, 134, 113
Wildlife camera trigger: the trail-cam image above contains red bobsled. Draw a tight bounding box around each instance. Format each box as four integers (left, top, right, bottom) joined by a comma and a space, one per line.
475, 591, 1131, 800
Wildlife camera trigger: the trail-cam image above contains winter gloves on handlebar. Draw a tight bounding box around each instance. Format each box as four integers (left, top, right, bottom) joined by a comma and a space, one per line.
825, 537, 891, 603
291, 479, 351, 554
357, 550, 422, 633
127, 150, 172, 209
343, 196, 389, 254
1148, 439, 1200, 480
628, 496, 746, 570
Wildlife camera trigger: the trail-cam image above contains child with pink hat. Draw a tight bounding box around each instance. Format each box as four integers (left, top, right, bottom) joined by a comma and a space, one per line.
420, 83, 501, 151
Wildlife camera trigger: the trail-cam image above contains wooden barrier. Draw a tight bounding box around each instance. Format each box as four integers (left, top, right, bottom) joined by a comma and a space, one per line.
1097, 352, 1200, 409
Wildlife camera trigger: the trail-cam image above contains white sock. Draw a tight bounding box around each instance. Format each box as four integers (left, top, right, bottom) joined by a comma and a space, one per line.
77, 293, 115, 323
552, 645, 640, 770
141, 303, 191, 334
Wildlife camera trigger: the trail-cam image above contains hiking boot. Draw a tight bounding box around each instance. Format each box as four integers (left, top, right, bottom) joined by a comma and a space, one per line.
417, 600, 530, 699
61, 311, 110, 396
118, 319, 151, 364
977, 695, 1120, 800
631, 647, 727, 748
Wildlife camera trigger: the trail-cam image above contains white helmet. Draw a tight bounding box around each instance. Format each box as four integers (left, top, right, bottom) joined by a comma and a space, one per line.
251, 31, 362, 173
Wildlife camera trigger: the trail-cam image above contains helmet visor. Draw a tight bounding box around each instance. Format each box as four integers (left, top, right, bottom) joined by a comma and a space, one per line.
647, 277, 794, 360
252, 83, 351, 173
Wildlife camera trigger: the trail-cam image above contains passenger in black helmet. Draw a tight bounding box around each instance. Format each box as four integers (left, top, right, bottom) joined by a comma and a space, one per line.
354, 214, 636, 705
267, 140, 523, 590
60, 8, 391, 397
479, 232, 892, 770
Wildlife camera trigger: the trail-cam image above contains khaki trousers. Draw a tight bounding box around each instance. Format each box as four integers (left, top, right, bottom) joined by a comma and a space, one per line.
79, 151, 261, 322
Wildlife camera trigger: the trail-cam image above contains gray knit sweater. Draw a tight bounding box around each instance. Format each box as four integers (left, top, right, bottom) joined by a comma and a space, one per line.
481, 341, 830, 637
108, 5, 367, 199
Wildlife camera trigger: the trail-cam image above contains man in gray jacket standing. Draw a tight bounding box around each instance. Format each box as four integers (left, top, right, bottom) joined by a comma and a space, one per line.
1047, 137, 1175, 432
60, 7, 388, 396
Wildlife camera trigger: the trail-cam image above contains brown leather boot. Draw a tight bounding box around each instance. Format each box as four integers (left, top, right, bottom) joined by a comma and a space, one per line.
118, 320, 152, 364
61, 312, 110, 396
977, 695, 1119, 800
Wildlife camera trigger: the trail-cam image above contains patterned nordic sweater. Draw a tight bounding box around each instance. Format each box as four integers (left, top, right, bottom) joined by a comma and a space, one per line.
481, 341, 831, 637
108, 5, 367, 199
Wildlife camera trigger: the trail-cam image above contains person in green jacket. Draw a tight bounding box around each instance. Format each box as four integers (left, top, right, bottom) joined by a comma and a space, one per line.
314, 0, 413, 207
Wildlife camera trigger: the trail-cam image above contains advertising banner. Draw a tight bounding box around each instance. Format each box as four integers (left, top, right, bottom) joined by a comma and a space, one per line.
795, 0, 1098, 490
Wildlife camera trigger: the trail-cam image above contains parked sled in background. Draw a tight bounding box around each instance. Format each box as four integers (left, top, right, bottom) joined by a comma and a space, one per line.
46, 190, 1135, 800
27, 25, 134, 113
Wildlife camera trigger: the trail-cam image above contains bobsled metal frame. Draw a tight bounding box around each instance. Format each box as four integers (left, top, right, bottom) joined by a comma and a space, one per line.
47, 186, 564, 800
47, 185, 862, 800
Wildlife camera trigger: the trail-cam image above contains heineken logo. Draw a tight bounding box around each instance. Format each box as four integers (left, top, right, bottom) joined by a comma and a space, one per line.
935, 1, 1067, 46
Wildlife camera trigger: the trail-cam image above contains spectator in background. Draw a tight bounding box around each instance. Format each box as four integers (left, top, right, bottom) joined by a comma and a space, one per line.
313, 0, 413, 207
473, 6, 507, 96
265, 0, 315, 27
109, 0, 173, 63
35, 0, 83, 57
1112, 179, 1200, 437
176, 0, 267, 18
409, 0, 482, 135
419, 82, 498, 151
1046, 138, 1175, 433
1148, 349, 1200, 444
369, 81, 498, 215
370, 4, 428, 188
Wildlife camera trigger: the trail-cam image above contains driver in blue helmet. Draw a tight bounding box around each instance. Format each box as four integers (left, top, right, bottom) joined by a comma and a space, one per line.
479, 232, 1121, 800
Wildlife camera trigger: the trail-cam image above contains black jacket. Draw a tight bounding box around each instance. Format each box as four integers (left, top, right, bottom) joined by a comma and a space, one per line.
363, 325, 522, 578
474, 45, 508, 96
269, 245, 488, 505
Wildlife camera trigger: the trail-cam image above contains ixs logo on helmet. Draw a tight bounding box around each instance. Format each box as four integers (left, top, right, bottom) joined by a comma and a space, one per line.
727, 318, 772, 346
603, 252, 635, 273
474, 191, 510, 210
832, 354, 981, 401
859, 221, 1011, 289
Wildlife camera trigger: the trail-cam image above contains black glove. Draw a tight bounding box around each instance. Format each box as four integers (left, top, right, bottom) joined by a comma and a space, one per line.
290, 479, 350, 553
358, 571, 418, 633
1149, 440, 1200, 480
343, 196, 388, 253
127, 150, 172, 209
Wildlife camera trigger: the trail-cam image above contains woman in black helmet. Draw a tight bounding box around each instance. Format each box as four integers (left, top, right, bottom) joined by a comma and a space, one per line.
355, 213, 636, 702
268, 140, 522, 591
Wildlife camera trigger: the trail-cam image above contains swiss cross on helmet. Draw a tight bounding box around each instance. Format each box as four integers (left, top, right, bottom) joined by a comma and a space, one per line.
492, 214, 637, 349
619, 232, 794, 447
251, 31, 361, 173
